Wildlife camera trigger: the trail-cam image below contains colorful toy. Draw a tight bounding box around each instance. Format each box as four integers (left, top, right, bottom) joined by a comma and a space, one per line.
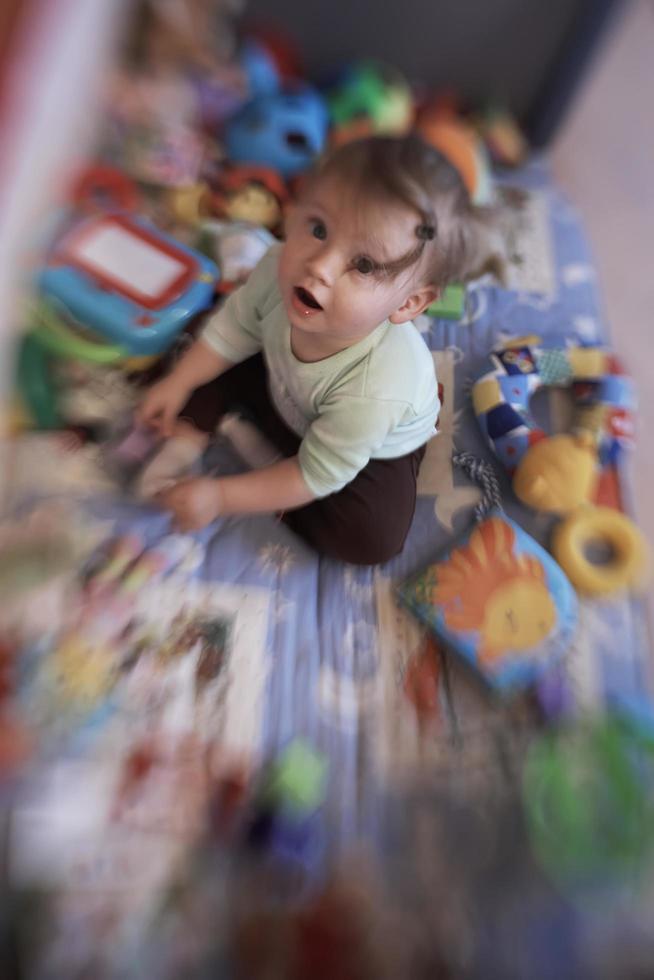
552, 506, 648, 597
243, 26, 304, 82
212, 164, 288, 229
16, 299, 132, 432
398, 455, 577, 693
426, 283, 466, 320
29, 300, 126, 364
472, 336, 649, 597
39, 212, 218, 356
523, 713, 654, 887
0, 520, 76, 598
472, 337, 636, 511
84, 534, 196, 599
260, 740, 328, 815
165, 182, 213, 226
417, 107, 494, 205
475, 106, 528, 168
245, 740, 328, 875
104, 423, 163, 484
240, 39, 281, 98
327, 60, 413, 144
225, 86, 328, 178
70, 163, 140, 214
16, 331, 62, 430
198, 221, 275, 292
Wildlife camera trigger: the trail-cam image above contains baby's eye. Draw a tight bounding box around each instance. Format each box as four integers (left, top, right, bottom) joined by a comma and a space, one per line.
354, 255, 375, 275
310, 219, 327, 241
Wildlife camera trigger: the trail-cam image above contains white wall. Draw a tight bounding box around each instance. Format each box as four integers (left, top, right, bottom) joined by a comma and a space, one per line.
0, 0, 128, 507
551, 0, 654, 566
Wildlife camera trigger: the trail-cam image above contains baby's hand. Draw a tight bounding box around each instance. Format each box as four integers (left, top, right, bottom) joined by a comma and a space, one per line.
159, 477, 223, 532
137, 377, 190, 437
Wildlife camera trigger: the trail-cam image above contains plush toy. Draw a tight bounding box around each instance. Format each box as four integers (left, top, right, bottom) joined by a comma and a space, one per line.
198, 220, 276, 292
240, 38, 281, 98
398, 455, 577, 693
523, 713, 654, 887
327, 60, 413, 145
225, 86, 328, 177
416, 105, 494, 206
242, 740, 328, 879
474, 106, 528, 168
212, 164, 288, 229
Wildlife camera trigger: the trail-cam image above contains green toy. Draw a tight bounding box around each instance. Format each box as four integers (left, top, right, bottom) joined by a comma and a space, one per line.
426, 283, 466, 320
16, 332, 61, 429
31, 300, 126, 364
523, 714, 654, 887
16, 300, 128, 431
328, 61, 412, 136
260, 739, 328, 816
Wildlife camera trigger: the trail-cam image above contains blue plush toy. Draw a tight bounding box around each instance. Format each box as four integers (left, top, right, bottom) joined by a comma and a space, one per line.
225, 86, 328, 177
240, 39, 280, 98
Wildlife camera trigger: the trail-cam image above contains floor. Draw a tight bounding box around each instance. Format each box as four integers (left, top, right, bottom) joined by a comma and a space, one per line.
550, 0, 654, 611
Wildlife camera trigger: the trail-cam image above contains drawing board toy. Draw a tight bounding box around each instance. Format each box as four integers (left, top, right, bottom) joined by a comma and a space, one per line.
39, 212, 218, 356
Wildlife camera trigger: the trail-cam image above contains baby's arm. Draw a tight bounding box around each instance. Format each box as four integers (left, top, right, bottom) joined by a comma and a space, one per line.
138, 245, 279, 437
161, 456, 315, 531
137, 339, 234, 437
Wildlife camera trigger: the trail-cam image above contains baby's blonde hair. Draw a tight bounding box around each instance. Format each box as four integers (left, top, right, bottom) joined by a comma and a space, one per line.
310, 134, 492, 288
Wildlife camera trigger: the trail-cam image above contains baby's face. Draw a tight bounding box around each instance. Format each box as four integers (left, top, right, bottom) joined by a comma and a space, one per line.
278, 176, 423, 346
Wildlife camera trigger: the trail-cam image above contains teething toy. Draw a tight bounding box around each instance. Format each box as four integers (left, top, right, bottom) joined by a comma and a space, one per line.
472, 336, 648, 597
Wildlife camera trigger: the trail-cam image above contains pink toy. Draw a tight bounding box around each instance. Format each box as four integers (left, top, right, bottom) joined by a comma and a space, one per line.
112, 424, 162, 465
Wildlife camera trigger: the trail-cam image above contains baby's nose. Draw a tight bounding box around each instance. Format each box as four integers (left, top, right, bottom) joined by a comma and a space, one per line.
306, 247, 337, 286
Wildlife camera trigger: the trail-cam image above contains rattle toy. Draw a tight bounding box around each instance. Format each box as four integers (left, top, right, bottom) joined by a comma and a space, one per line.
472, 336, 648, 596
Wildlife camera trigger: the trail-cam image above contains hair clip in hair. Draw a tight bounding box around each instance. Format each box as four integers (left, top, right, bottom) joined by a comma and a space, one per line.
416, 223, 435, 241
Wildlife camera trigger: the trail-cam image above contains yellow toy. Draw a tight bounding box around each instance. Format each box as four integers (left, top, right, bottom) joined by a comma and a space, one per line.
552, 506, 649, 597
513, 432, 598, 514
473, 337, 650, 599
166, 182, 212, 225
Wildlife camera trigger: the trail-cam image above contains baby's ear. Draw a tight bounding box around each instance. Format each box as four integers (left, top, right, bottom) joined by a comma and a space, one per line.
389, 285, 439, 324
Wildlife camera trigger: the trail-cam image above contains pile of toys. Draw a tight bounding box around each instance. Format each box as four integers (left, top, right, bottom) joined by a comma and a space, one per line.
10, 0, 528, 440
3, 4, 653, 973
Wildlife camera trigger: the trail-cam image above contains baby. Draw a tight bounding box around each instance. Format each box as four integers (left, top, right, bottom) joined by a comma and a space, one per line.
138, 134, 483, 564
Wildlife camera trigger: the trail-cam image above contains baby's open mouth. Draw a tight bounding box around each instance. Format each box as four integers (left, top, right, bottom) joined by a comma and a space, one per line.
294, 286, 322, 310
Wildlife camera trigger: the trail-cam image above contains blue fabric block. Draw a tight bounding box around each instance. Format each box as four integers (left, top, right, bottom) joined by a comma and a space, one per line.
599, 439, 621, 467
498, 374, 532, 409
496, 347, 538, 375
486, 402, 527, 439
535, 348, 573, 386
493, 431, 531, 468
597, 375, 634, 410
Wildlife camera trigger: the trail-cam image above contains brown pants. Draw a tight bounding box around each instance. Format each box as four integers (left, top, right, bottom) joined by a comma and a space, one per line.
181, 355, 425, 566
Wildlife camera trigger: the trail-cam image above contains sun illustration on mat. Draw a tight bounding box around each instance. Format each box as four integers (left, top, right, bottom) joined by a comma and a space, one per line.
430, 518, 557, 663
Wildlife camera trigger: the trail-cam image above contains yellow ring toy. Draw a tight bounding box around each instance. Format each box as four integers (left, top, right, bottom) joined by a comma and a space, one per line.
552, 506, 648, 597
